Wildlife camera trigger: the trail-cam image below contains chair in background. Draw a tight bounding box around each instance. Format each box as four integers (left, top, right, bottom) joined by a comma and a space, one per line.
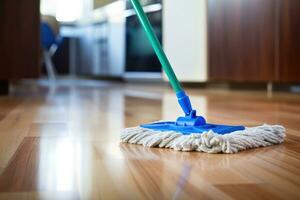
41, 15, 61, 83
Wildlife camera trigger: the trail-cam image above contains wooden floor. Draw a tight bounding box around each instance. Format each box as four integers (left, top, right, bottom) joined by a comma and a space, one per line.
0, 79, 299, 200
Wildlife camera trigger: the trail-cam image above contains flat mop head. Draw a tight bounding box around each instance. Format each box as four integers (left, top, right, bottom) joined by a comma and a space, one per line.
121, 122, 285, 154
121, 92, 285, 153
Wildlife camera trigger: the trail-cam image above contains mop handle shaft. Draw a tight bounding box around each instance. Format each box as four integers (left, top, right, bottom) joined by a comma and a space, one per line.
129, 0, 183, 93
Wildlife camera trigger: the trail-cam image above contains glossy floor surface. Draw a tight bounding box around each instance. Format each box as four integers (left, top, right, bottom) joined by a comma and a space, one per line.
0, 79, 299, 200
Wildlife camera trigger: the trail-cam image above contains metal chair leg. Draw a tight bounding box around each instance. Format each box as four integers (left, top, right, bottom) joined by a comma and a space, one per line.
43, 50, 56, 83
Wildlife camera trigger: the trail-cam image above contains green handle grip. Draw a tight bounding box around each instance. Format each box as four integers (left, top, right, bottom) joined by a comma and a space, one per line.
129, 0, 183, 93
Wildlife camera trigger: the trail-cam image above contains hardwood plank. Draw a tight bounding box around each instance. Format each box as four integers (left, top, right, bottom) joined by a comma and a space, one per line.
27, 123, 68, 137
0, 138, 79, 195
232, 160, 300, 199
215, 184, 280, 200
0, 192, 79, 200
125, 96, 162, 127
0, 100, 38, 171
0, 98, 21, 122
0, 138, 40, 192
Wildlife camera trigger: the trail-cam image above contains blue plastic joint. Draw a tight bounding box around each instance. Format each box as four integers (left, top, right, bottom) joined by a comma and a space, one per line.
176, 91, 206, 126
176, 91, 193, 115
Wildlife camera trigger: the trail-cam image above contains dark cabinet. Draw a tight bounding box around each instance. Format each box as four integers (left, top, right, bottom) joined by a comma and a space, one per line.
208, 0, 300, 82
0, 0, 40, 81
279, 0, 300, 82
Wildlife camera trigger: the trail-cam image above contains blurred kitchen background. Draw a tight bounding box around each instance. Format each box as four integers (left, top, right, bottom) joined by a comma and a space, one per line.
0, 0, 300, 94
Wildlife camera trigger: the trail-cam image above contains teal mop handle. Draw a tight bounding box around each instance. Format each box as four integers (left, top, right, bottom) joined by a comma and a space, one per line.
129, 0, 193, 115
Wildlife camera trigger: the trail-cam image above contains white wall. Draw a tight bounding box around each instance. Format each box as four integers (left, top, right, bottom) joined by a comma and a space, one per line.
40, 0, 85, 22
163, 0, 208, 82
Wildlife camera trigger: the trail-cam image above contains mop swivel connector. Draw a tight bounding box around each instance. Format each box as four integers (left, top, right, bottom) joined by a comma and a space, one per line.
176, 110, 206, 126
175, 90, 206, 126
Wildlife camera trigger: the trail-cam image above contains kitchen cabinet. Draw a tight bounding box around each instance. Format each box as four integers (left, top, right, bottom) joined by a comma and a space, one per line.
75, 1, 125, 77
208, 0, 276, 82
0, 0, 40, 92
76, 25, 97, 76
208, 0, 300, 82
279, 0, 300, 82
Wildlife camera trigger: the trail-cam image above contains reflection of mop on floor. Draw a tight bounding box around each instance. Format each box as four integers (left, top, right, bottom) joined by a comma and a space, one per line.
120, 142, 275, 171
172, 164, 192, 200
121, 0, 285, 153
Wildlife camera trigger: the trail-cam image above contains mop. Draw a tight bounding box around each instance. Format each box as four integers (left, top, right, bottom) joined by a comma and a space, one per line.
121, 0, 285, 153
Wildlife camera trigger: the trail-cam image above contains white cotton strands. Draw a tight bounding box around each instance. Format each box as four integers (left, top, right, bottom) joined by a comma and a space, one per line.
120, 124, 286, 153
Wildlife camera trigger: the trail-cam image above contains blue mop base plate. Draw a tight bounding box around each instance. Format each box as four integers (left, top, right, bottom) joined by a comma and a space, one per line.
141, 121, 245, 135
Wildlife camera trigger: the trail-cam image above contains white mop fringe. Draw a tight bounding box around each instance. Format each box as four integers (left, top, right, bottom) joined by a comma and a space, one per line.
120, 124, 286, 153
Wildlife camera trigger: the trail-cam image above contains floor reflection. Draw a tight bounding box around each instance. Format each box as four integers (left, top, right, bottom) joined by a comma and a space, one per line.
0, 79, 298, 199
172, 163, 192, 200
38, 138, 76, 191
124, 95, 162, 127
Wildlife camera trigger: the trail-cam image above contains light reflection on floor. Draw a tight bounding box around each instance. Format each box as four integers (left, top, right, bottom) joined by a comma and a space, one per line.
0, 79, 298, 199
